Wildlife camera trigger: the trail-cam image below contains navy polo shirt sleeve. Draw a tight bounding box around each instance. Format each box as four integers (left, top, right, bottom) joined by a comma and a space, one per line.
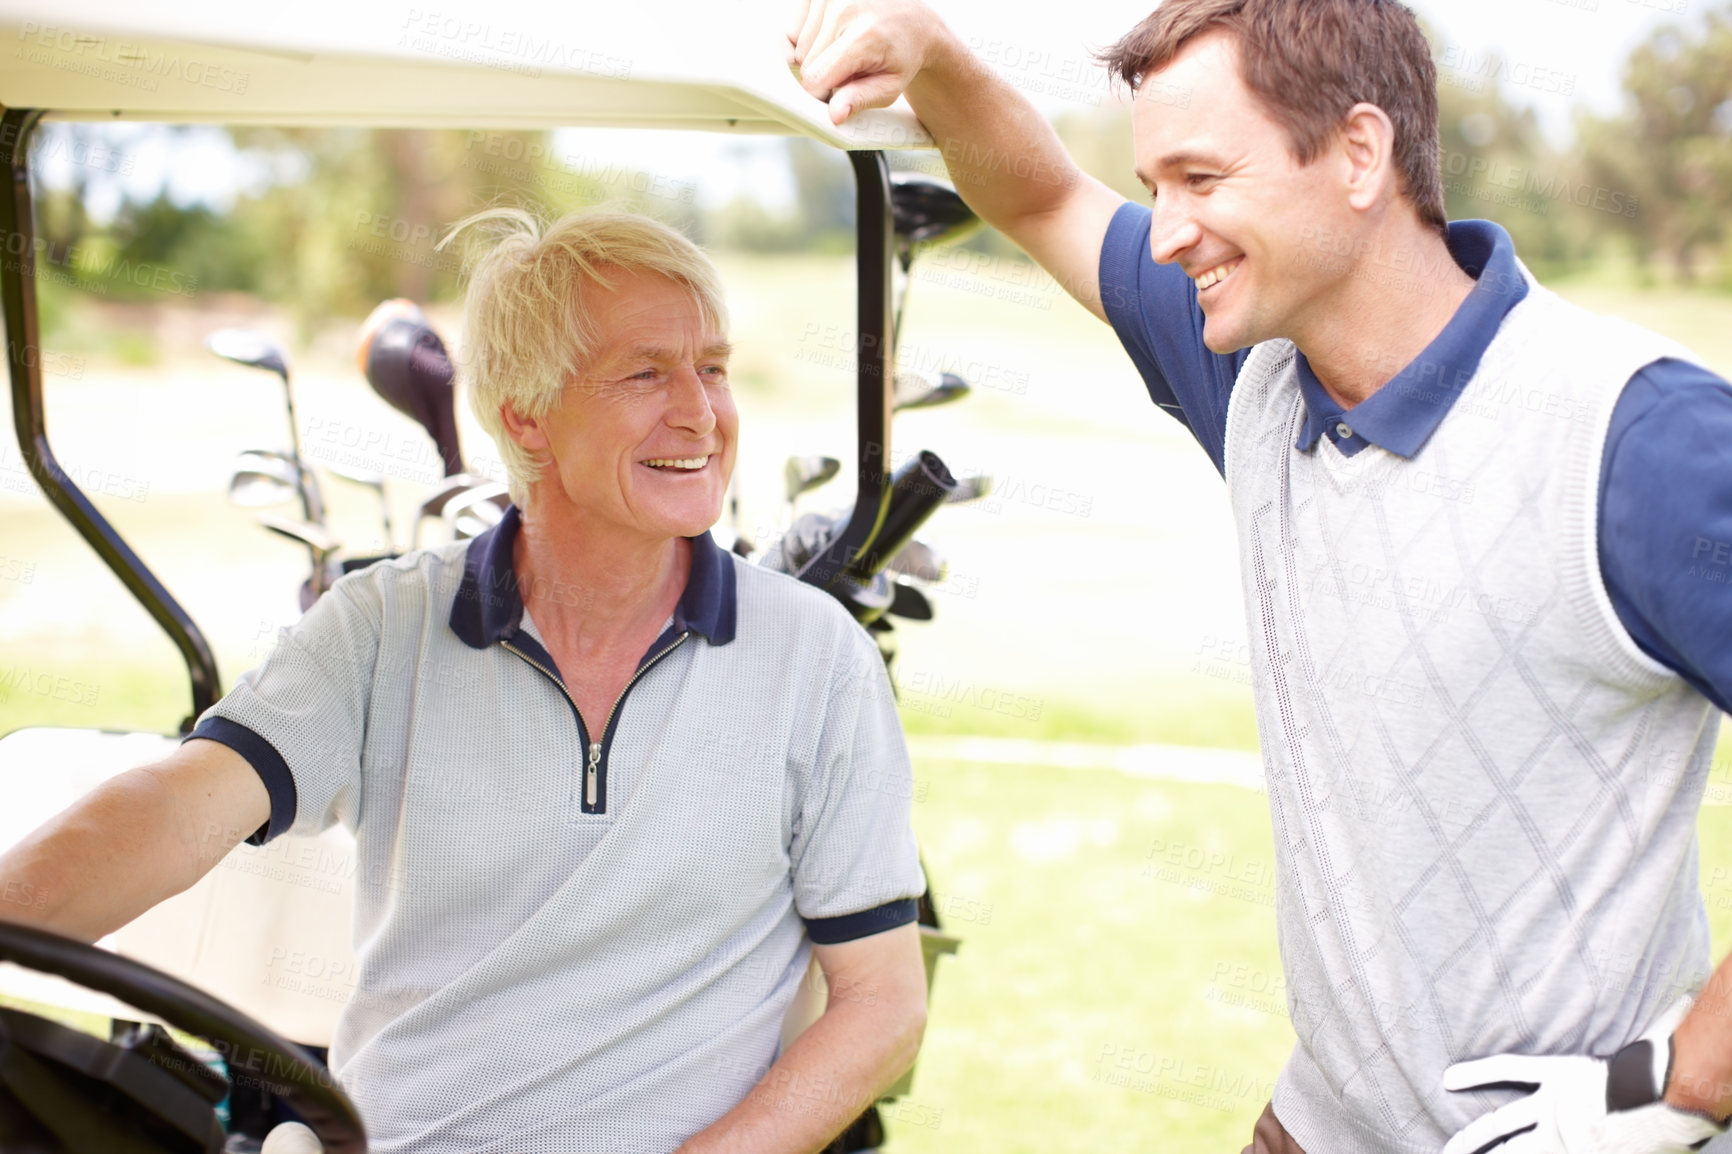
1098, 200, 1251, 475
1599, 357, 1732, 714
184, 576, 380, 844
789, 618, 925, 944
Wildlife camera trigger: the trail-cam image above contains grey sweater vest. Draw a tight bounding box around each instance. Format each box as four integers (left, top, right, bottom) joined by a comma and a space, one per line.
1223, 277, 1719, 1152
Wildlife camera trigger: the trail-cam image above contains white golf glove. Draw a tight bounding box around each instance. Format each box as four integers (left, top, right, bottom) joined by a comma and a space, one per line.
1442, 1000, 1728, 1154
260, 1121, 325, 1154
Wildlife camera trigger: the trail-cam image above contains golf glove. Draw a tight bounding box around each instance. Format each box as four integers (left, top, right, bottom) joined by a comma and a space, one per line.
1441, 999, 1727, 1154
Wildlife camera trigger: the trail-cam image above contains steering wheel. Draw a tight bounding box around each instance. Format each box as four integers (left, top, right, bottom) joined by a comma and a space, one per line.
0, 920, 366, 1153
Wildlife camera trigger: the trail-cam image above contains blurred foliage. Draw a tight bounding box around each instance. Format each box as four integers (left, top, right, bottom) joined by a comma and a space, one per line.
1052, 3, 1732, 284
1580, 7, 1732, 285
31, 125, 702, 338
23, 2, 1732, 340
706, 137, 857, 252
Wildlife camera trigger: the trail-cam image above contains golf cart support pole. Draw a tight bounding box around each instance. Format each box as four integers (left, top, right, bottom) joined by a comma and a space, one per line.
795, 151, 895, 603
1, 107, 221, 731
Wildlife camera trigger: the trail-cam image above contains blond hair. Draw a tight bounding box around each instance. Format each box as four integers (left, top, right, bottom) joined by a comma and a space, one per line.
441, 208, 729, 502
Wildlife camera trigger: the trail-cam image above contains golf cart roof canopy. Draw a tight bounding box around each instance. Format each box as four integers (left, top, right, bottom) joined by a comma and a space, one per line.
0, 0, 932, 148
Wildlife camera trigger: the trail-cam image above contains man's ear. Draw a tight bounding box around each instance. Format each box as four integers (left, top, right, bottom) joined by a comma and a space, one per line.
498, 401, 551, 455
1339, 102, 1397, 214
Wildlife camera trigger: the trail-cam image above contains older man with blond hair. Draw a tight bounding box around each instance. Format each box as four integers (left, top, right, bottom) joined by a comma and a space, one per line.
0, 208, 928, 1153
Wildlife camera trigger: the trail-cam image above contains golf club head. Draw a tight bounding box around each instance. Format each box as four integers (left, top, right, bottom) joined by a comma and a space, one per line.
416, 474, 492, 519
888, 578, 934, 621
783, 456, 841, 505
946, 474, 993, 504
892, 370, 971, 413
886, 538, 947, 584
759, 509, 838, 575
206, 328, 290, 380
890, 172, 982, 261
255, 513, 340, 560
326, 464, 386, 492
228, 450, 302, 508
443, 483, 511, 541
360, 299, 464, 477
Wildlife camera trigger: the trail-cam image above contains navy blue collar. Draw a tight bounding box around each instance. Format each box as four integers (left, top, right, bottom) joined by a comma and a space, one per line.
1294, 219, 1530, 458
449, 505, 737, 652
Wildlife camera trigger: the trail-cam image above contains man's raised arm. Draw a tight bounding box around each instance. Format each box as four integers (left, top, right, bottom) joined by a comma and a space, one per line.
0, 739, 270, 943
788, 0, 1127, 321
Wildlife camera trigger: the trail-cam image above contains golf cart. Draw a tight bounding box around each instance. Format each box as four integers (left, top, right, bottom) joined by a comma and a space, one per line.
0, 5, 979, 1149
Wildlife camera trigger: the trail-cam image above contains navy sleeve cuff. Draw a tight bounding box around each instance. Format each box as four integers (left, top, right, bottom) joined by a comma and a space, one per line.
182, 717, 298, 845
803, 898, 919, 945
1098, 200, 1243, 473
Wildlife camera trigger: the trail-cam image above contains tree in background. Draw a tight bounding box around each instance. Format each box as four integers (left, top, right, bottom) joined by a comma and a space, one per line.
27, 2, 1732, 341
1580, 5, 1732, 285
31, 125, 704, 335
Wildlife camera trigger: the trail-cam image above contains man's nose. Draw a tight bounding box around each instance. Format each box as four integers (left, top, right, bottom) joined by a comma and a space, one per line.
1148, 197, 1203, 266
665, 365, 717, 435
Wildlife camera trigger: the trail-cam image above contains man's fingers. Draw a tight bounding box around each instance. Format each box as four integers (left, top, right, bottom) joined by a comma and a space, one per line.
1440, 1100, 1541, 1154
787, 0, 814, 56
1443, 1054, 1550, 1093
828, 71, 908, 122
800, 18, 898, 102
793, 0, 836, 66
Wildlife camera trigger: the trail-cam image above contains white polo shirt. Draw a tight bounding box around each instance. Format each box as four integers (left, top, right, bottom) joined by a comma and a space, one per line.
189, 507, 926, 1153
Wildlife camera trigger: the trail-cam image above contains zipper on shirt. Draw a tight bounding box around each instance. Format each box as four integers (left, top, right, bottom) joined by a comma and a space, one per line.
503, 631, 691, 815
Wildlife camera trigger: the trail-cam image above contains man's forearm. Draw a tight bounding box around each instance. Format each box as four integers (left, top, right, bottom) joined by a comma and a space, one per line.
676, 985, 924, 1154
1665, 953, 1732, 1120
902, 23, 1085, 230
0, 762, 246, 942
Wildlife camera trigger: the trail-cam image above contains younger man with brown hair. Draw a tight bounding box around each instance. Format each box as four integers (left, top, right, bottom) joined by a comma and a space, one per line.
787, 1, 1732, 1150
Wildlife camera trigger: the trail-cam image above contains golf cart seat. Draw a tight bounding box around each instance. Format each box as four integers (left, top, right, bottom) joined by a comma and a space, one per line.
0, 726, 357, 1047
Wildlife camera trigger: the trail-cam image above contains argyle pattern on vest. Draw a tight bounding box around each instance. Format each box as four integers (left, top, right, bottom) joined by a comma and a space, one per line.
1224, 279, 1719, 1152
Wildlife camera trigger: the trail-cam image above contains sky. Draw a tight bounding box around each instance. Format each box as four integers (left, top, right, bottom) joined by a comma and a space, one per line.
37, 0, 1702, 219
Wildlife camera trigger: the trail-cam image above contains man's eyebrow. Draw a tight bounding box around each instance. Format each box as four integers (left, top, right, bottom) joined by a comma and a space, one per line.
617, 341, 734, 361
1135, 151, 1225, 185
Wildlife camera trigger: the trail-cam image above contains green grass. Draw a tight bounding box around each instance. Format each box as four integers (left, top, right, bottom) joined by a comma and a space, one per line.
896, 678, 1262, 751
886, 757, 1732, 1152
894, 761, 1286, 1151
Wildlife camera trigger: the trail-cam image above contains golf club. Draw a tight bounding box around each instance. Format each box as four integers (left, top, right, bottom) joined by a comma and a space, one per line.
442, 483, 511, 541
228, 449, 303, 509
327, 463, 394, 551
889, 172, 982, 350
255, 513, 342, 607
358, 300, 465, 478
206, 328, 318, 526
892, 370, 971, 413
783, 455, 841, 523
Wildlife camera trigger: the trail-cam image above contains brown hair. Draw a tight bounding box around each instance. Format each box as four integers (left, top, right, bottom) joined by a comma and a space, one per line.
1098, 0, 1447, 233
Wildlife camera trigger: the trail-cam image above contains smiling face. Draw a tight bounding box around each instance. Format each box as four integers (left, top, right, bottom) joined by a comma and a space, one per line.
1132, 30, 1356, 353
511, 268, 736, 544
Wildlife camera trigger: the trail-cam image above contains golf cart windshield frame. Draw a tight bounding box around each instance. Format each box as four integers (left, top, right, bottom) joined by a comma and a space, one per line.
0, 106, 900, 732
2, 106, 223, 731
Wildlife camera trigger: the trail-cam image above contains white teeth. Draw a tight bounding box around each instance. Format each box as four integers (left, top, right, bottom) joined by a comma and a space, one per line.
643, 456, 709, 470
1195, 259, 1241, 291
